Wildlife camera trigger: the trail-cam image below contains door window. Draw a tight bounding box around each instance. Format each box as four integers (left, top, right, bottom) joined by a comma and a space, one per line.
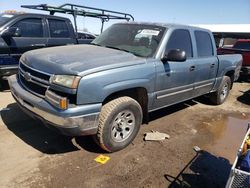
165, 29, 193, 58
11, 18, 43, 37
195, 31, 214, 57
48, 19, 70, 38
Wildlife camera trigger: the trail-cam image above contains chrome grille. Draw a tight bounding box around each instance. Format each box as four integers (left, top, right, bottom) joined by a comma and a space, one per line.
18, 62, 52, 98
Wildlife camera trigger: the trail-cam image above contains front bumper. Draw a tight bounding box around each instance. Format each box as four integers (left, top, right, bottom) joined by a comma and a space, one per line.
8, 75, 101, 136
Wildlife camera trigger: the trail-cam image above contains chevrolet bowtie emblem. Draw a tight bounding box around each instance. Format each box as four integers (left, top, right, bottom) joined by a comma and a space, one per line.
24, 72, 31, 82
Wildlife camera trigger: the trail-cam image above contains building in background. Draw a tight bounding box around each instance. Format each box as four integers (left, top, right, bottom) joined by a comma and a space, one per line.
193, 24, 250, 48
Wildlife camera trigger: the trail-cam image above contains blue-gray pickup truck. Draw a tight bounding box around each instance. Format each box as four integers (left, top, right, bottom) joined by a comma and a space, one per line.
8, 22, 242, 152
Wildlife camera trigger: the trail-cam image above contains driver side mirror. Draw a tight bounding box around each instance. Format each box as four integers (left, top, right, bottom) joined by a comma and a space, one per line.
1, 27, 21, 38
161, 49, 186, 62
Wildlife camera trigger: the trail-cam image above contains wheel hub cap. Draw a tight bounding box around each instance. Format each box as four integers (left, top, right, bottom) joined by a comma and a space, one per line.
111, 110, 135, 142
220, 84, 228, 101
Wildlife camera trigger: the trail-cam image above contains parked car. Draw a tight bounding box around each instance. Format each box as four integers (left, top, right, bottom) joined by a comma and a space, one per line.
8, 22, 242, 152
218, 39, 250, 77
0, 12, 93, 80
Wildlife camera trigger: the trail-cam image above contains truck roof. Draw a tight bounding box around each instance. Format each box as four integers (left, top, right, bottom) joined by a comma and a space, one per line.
3, 12, 70, 21
116, 21, 212, 32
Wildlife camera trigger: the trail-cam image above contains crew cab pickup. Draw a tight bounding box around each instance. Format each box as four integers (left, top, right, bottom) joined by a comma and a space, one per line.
8, 23, 242, 152
0, 12, 93, 79
218, 39, 250, 77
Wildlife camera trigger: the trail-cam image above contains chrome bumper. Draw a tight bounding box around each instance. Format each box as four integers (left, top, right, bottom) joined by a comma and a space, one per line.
8, 75, 101, 136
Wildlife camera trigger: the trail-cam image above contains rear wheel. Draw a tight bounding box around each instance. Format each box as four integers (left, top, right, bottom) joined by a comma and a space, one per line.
209, 76, 231, 105
95, 96, 142, 152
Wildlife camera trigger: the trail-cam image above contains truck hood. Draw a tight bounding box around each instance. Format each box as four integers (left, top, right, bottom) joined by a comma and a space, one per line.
22, 45, 145, 76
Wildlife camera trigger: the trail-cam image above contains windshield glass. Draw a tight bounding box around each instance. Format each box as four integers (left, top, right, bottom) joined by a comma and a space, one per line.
92, 23, 166, 57
0, 14, 14, 26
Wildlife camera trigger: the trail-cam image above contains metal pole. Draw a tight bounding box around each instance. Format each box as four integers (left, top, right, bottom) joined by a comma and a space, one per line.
73, 12, 78, 33
101, 19, 104, 33
72, 5, 78, 38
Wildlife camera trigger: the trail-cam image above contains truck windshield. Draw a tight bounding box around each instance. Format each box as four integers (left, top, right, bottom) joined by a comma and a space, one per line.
0, 14, 14, 26
92, 23, 166, 57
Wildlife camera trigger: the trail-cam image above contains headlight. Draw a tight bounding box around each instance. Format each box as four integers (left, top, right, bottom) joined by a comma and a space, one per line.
50, 75, 81, 89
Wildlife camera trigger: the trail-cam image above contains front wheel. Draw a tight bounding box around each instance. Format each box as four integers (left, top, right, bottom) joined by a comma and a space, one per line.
209, 76, 231, 105
95, 96, 143, 152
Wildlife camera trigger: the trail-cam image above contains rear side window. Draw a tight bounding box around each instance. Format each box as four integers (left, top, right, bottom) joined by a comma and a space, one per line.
165, 29, 193, 58
233, 41, 250, 50
11, 18, 43, 37
48, 19, 70, 38
195, 31, 214, 57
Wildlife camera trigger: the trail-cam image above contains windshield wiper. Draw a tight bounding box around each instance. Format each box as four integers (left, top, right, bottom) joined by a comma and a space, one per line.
90, 44, 130, 53
105, 45, 146, 57
104, 45, 131, 53
91, 44, 144, 57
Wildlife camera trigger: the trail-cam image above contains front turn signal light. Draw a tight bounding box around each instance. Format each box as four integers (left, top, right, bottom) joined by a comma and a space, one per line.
60, 97, 68, 110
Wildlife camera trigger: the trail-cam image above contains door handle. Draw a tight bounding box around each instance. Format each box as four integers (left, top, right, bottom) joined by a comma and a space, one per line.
210, 63, 215, 68
189, 65, 195, 71
31, 44, 46, 47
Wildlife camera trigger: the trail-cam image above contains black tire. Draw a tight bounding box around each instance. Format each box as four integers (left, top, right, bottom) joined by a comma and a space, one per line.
95, 96, 142, 152
209, 76, 231, 105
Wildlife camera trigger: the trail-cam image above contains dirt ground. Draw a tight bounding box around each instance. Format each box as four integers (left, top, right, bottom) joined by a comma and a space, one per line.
0, 80, 249, 188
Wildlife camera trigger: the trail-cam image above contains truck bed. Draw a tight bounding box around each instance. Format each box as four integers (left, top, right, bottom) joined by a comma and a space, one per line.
217, 54, 242, 81
218, 48, 250, 67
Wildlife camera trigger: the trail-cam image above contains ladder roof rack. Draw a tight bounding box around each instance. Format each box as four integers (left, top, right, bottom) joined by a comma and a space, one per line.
21, 3, 134, 33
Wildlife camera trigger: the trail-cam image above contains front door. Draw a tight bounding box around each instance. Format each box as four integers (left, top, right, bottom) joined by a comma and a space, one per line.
8, 17, 47, 63
154, 29, 195, 109
0, 37, 12, 66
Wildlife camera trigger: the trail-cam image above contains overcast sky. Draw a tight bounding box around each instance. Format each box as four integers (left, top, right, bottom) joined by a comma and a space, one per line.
0, 0, 250, 34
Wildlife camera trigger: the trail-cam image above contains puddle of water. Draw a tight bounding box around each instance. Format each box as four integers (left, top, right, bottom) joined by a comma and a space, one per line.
197, 114, 250, 163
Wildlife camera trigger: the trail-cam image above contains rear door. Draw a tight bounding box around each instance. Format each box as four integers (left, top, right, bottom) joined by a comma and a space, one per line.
46, 18, 77, 47
154, 29, 196, 108
8, 16, 47, 63
192, 30, 218, 96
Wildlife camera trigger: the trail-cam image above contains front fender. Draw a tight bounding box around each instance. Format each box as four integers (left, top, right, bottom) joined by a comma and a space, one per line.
77, 63, 156, 105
